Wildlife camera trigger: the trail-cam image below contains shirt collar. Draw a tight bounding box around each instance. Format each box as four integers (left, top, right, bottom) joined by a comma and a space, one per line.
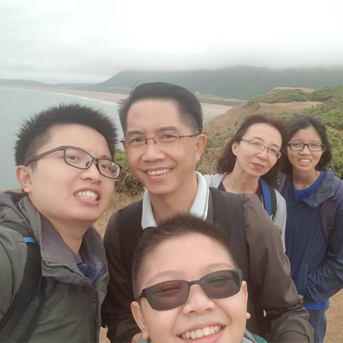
141, 171, 209, 229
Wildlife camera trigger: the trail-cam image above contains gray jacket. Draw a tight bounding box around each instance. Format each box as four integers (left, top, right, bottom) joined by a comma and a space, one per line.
0, 191, 109, 342
204, 173, 286, 250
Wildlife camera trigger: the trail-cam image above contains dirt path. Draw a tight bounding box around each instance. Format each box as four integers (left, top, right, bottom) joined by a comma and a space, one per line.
260, 101, 323, 113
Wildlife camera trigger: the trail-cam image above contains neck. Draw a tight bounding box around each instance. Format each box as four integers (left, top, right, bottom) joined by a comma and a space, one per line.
222, 170, 259, 194
48, 218, 90, 255
149, 173, 198, 224
292, 169, 320, 190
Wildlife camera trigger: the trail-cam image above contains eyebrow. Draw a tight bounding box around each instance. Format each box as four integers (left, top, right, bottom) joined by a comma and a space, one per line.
248, 136, 281, 150
68, 145, 112, 161
126, 126, 180, 137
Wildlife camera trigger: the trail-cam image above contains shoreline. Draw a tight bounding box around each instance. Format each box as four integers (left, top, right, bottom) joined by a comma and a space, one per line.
0, 86, 233, 120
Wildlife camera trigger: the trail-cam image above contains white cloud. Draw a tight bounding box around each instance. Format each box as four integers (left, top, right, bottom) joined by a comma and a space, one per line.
1, 0, 343, 82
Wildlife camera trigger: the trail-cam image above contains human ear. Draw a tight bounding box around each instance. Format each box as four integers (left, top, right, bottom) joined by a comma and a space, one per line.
131, 301, 150, 340
195, 134, 207, 162
16, 166, 33, 193
241, 281, 251, 320
231, 142, 239, 156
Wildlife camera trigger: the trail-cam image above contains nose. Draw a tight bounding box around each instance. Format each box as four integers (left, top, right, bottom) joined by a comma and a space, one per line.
141, 140, 166, 162
257, 148, 268, 160
182, 285, 215, 315
81, 160, 102, 182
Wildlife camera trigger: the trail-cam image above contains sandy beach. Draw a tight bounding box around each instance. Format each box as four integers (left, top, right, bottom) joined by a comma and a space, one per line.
2, 86, 233, 121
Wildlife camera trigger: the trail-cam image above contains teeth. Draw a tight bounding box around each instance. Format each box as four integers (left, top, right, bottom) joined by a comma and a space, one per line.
299, 159, 311, 163
182, 325, 221, 339
74, 191, 98, 200
147, 169, 172, 176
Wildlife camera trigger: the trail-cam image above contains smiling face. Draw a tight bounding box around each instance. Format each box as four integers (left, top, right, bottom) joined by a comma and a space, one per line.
17, 124, 115, 227
124, 99, 206, 199
231, 123, 282, 179
287, 125, 326, 174
131, 234, 248, 343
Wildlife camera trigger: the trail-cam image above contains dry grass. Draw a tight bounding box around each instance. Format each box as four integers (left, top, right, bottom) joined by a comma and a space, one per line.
270, 87, 316, 94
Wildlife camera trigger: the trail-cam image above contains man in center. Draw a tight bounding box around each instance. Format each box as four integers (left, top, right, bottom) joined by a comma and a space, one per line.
102, 82, 313, 343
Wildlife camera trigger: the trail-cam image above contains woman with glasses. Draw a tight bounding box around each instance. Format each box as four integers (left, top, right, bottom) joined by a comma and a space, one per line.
280, 115, 343, 343
204, 114, 288, 248
131, 214, 266, 343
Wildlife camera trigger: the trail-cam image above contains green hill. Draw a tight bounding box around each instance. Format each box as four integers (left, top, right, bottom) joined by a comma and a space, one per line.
89, 66, 343, 100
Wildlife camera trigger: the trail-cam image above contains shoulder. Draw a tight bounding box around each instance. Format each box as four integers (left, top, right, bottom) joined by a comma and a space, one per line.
238, 193, 282, 235
203, 173, 226, 188
0, 224, 27, 319
104, 200, 143, 241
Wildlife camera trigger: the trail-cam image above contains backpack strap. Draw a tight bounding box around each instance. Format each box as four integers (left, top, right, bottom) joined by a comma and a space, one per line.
0, 222, 45, 343
320, 177, 343, 244
118, 200, 144, 277
210, 187, 250, 283
259, 179, 277, 219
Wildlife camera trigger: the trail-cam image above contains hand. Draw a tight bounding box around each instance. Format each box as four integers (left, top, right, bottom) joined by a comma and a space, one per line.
131, 332, 142, 343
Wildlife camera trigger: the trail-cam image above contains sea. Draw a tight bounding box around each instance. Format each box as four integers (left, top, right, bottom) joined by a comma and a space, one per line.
0, 88, 123, 191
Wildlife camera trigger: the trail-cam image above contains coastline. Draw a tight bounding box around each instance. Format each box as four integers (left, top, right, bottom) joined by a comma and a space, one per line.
1, 86, 233, 121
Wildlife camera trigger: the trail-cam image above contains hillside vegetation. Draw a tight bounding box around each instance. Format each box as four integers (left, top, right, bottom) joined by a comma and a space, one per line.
91, 67, 343, 100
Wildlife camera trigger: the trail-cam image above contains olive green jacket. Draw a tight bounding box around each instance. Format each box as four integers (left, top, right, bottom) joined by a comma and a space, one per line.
0, 192, 109, 342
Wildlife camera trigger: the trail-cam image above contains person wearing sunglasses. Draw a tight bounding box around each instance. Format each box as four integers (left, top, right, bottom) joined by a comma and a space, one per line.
204, 114, 288, 250
131, 214, 266, 343
0, 104, 120, 342
280, 116, 343, 343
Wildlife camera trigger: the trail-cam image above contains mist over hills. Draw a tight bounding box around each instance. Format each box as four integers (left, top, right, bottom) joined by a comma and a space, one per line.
90, 66, 343, 100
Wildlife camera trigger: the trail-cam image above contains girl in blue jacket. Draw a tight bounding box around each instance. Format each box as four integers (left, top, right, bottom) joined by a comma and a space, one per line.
281, 116, 343, 343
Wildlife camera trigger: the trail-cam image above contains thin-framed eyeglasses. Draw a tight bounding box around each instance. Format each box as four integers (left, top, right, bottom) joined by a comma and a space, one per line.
121, 133, 199, 152
288, 142, 325, 152
25, 146, 122, 179
136, 269, 243, 311
240, 139, 281, 159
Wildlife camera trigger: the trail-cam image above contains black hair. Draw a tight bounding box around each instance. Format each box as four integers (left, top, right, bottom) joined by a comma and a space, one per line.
15, 103, 118, 166
118, 82, 203, 135
281, 115, 332, 174
132, 214, 236, 298
217, 114, 287, 187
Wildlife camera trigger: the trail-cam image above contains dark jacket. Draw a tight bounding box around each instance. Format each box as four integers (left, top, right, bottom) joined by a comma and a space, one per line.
282, 169, 343, 303
102, 192, 314, 343
0, 192, 109, 342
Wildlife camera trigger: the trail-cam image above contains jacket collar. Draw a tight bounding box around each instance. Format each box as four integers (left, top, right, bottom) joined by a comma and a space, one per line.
291, 168, 337, 208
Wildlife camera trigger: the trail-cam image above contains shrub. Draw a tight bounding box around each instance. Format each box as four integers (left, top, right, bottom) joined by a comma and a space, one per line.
114, 150, 144, 196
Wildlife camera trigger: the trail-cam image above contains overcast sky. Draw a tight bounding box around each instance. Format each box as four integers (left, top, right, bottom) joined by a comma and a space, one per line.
1, 0, 343, 83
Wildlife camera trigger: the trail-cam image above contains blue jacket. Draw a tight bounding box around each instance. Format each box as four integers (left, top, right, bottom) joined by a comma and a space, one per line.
282, 169, 343, 305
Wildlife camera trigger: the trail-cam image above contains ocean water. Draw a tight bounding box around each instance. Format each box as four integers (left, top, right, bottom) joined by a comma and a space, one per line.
0, 88, 123, 191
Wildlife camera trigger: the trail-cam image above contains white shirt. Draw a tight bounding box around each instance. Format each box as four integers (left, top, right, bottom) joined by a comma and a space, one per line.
141, 171, 209, 229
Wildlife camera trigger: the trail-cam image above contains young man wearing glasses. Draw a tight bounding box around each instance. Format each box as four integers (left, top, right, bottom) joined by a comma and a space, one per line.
102, 82, 314, 343
0, 104, 121, 342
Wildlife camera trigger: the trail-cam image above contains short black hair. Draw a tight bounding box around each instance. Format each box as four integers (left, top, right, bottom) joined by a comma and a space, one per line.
217, 114, 288, 187
132, 214, 236, 298
118, 82, 203, 135
281, 115, 332, 174
15, 103, 118, 166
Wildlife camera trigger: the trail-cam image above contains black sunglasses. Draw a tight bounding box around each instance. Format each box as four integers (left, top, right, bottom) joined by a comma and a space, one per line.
137, 269, 243, 311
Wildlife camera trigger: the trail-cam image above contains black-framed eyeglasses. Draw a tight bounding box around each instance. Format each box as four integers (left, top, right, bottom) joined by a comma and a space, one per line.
240, 139, 282, 160
288, 142, 325, 152
121, 133, 199, 152
136, 269, 243, 311
26, 146, 122, 179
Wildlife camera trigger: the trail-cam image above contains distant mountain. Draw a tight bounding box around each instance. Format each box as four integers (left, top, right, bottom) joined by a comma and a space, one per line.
91, 66, 343, 100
